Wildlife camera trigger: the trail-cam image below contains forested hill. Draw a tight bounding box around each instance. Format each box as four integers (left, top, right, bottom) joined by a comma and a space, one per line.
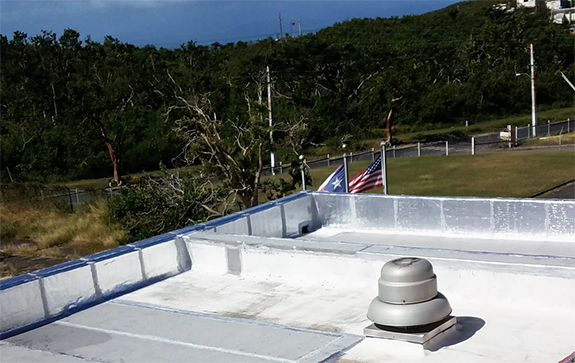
1, 1, 573, 183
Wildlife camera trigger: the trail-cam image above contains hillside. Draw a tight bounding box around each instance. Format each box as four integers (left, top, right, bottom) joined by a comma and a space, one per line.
1, 0, 573, 183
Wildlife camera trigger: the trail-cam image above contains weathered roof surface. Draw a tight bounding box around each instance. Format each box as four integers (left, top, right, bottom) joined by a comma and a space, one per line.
1, 192, 574, 362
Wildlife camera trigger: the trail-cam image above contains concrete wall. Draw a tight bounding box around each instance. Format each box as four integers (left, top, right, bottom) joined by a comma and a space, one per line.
198, 192, 320, 238
0, 236, 191, 339
2, 191, 573, 339
313, 193, 575, 242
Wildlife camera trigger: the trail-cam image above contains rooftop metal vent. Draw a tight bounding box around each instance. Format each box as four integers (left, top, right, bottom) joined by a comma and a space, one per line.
365, 257, 456, 344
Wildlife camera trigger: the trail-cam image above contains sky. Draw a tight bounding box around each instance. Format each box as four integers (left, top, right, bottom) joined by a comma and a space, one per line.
1, 1, 460, 48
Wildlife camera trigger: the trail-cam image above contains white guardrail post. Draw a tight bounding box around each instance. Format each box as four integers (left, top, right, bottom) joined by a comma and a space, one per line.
471, 137, 475, 155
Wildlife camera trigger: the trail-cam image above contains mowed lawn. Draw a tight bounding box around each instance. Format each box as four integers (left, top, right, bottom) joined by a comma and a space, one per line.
299, 150, 575, 198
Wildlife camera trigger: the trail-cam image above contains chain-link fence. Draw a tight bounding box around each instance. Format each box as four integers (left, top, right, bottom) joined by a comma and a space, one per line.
515, 119, 575, 141
0, 183, 119, 211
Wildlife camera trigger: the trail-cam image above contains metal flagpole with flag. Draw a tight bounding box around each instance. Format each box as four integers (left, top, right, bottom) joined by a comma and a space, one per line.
349, 155, 384, 193
318, 164, 347, 193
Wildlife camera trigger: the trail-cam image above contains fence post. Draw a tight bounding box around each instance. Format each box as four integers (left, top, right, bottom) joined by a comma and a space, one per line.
75, 188, 80, 204
300, 161, 306, 191
279, 162, 283, 174
568, 118, 570, 133
471, 137, 475, 155
417, 142, 421, 157
445, 141, 449, 156
548, 120, 550, 136
327, 154, 330, 167
66, 187, 73, 213
527, 124, 531, 138
343, 153, 349, 193
380, 142, 388, 195
514, 126, 518, 146
371, 148, 375, 161
350, 151, 353, 162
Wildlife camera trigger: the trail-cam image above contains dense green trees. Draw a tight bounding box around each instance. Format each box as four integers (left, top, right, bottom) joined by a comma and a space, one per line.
1, 1, 573, 183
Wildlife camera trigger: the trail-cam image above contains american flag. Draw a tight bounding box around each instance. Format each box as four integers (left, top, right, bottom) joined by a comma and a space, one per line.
349, 156, 383, 193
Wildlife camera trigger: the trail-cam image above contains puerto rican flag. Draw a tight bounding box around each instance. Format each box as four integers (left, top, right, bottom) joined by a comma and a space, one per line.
349, 156, 383, 193
318, 165, 346, 193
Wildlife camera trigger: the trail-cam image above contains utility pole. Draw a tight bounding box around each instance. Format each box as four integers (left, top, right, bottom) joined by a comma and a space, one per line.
279, 13, 283, 39
298, 20, 302, 36
267, 65, 275, 174
530, 43, 537, 137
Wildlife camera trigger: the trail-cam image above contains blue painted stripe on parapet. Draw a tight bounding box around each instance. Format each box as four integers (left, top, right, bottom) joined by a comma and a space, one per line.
130, 233, 175, 248
0, 270, 180, 340
272, 191, 310, 205
168, 223, 206, 236
168, 192, 312, 236
0, 273, 37, 290
34, 260, 88, 278
83, 245, 136, 263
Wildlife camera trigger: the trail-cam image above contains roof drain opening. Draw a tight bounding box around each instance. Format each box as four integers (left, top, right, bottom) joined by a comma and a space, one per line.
364, 257, 456, 345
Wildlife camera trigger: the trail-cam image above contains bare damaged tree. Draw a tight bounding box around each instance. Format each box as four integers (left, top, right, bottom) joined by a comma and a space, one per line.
93, 118, 122, 186
385, 95, 403, 146
170, 94, 266, 209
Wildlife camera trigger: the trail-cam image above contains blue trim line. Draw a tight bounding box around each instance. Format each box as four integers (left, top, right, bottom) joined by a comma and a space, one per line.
0, 271, 178, 340
83, 245, 136, 263
34, 260, 88, 278
168, 223, 206, 236
272, 191, 310, 205
0, 273, 37, 290
130, 233, 175, 248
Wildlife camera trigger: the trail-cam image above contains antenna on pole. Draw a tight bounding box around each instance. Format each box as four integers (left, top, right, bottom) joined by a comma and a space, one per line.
291, 17, 295, 36
279, 13, 283, 39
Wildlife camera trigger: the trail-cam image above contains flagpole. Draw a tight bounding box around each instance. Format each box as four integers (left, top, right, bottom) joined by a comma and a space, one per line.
380, 142, 388, 195
343, 153, 350, 193
299, 155, 306, 191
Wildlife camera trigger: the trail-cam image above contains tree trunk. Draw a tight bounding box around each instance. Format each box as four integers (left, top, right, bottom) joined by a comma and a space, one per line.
96, 120, 121, 186
385, 108, 393, 146
105, 141, 120, 186
385, 96, 403, 146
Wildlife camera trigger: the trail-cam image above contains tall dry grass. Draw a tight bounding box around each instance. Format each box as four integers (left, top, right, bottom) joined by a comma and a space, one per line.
0, 200, 124, 259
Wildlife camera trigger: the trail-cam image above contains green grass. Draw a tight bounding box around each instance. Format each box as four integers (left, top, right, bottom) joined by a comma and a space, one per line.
520, 131, 575, 147
284, 150, 575, 198
0, 200, 124, 259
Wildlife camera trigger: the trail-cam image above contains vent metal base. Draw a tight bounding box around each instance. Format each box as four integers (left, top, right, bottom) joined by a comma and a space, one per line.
364, 316, 457, 344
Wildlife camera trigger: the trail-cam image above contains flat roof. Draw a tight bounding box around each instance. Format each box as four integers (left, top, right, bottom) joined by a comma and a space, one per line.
1, 192, 574, 362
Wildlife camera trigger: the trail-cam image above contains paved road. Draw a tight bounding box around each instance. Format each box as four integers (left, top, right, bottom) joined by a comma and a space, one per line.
543, 182, 575, 199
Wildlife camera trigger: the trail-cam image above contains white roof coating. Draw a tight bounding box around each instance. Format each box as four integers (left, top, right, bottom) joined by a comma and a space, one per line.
1, 192, 574, 363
